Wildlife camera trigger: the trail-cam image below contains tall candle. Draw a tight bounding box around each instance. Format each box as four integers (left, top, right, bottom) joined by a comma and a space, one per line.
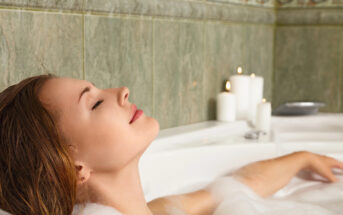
249, 73, 264, 124
230, 67, 250, 120
255, 98, 271, 132
217, 81, 236, 122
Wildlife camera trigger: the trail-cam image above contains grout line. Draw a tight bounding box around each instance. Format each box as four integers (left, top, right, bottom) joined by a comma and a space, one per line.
2, 4, 341, 27
277, 23, 343, 27
202, 19, 207, 121
0, 0, 275, 13
151, 18, 155, 117
82, 13, 85, 80
0, 5, 84, 15
341, 24, 343, 112
272, 0, 277, 108
84, 10, 276, 26
0, 5, 276, 26
82, 0, 86, 80
271, 22, 277, 109
277, 6, 343, 10
152, 16, 275, 26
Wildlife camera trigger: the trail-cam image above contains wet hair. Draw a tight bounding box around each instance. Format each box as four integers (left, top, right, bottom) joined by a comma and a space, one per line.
0, 74, 77, 215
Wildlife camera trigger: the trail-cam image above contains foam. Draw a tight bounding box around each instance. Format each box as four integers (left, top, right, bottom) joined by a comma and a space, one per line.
211, 174, 343, 215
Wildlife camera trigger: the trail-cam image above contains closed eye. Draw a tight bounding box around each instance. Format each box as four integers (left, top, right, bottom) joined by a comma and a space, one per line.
92, 100, 103, 110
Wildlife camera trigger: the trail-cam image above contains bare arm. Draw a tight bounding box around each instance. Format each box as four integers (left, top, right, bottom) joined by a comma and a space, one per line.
233, 151, 343, 197
148, 189, 215, 215
148, 151, 343, 214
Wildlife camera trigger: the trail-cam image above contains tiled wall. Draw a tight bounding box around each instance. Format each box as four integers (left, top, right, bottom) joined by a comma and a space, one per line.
273, 9, 343, 112
272, 0, 343, 112
0, 0, 342, 128
0, 0, 274, 129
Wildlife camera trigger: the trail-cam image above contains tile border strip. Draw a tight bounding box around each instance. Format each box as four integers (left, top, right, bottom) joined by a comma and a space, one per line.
277, 8, 343, 25
0, 0, 276, 24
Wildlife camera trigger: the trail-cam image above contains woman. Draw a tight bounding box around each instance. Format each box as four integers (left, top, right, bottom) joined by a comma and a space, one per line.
0, 74, 342, 215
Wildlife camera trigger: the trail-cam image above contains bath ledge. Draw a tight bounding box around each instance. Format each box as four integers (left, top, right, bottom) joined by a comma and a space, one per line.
147, 120, 255, 153
146, 113, 343, 153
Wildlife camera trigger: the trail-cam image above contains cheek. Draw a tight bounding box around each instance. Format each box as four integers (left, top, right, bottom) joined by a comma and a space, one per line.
91, 129, 138, 171
80, 116, 141, 171
74, 108, 160, 172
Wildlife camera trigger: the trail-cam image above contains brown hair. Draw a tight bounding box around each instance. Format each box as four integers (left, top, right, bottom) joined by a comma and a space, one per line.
0, 74, 77, 215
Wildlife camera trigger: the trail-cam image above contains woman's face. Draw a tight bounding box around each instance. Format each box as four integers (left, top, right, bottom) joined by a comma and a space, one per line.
39, 77, 160, 173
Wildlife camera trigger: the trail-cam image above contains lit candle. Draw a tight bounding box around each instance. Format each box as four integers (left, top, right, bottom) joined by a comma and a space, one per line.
230, 67, 250, 120
255, 98, 271, 132
216, 80, 236, 122
249, 73, 264, 124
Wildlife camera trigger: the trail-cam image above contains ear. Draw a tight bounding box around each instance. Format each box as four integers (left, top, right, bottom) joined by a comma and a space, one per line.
75, 161, 91, 185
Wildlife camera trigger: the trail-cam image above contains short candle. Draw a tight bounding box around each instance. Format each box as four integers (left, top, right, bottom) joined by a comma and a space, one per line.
216, 80, 236, 122
255, 98, 271, 132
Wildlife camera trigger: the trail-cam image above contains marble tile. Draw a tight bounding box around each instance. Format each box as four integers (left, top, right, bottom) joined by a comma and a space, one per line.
209, 0, 275, 8
245, 25, 274, 101
277, 8, 343, 25
84, 15, 154, 117
0, 0, 83, 10
84, 0, 276, 24
0, 10, 83, 91
274, 26, 343, 112
204, 22, 274, 120
153, 20, 204, 129
276, 0, 343, 8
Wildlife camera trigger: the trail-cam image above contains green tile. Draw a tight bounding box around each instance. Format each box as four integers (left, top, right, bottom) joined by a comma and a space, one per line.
204, 22, 274, 120
153, 20, 204, 129
274, 26, 343, 112
0, 10, 83, 90
245, 25, 274, 101
0, 26, 9, 91
84, 15, 154, 117
0, 0, 83, 10
84, 0, 275, 24
209, 0, 275, 8
276, 8, 343, 25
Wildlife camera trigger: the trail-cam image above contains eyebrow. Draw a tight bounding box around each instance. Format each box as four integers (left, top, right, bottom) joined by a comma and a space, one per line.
78, 87, 90, 103
78, 82, 96, 103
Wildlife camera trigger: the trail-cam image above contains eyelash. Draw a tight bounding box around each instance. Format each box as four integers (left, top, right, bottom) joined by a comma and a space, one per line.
92, 100, 104, 110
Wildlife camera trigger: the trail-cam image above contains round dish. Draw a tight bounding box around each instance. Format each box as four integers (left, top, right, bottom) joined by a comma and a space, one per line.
272, 102, 325, 116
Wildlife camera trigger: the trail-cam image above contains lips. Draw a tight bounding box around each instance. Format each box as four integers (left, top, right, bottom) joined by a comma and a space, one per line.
129, 104, 143, 124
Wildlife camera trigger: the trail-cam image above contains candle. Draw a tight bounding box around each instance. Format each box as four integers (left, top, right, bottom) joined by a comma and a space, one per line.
255, 98, 271, 132
216, 81, 236, 122
230, 67, 250, 120
249, 73, 264, 124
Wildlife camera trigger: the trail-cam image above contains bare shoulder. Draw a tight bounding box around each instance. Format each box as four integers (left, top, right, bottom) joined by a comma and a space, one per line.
148, 190, 216, 215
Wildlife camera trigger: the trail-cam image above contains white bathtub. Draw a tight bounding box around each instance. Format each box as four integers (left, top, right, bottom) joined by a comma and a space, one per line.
139, 113, 343, 205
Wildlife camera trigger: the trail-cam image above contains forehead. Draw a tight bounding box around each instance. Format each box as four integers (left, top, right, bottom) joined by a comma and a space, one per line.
39, 77, 87, 112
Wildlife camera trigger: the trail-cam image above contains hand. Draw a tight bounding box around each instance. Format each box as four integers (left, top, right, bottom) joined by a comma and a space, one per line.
302, 151, 343, 182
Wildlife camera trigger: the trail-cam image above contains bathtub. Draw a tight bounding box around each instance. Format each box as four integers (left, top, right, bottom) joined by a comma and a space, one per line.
139, 113, 343, 214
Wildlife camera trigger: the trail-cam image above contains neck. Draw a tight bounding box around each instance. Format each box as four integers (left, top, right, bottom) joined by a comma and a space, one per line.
86, 158, 153, 215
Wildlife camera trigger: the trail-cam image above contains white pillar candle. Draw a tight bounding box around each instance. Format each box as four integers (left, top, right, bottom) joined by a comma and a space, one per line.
217, 81, 236, 122
249, 73, 264, 124
255, 98, 271, 132
230, 67, 250, 120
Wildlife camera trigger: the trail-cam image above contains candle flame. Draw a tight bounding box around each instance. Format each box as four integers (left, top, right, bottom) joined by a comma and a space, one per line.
250, 73, 256, 78
225, 81, 231, 92
237, 67, 242, 75
262, 98, 266, 103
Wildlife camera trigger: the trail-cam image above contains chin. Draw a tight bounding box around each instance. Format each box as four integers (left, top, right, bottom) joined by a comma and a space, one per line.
148, 116, 160, 141
136, 117, 159, 158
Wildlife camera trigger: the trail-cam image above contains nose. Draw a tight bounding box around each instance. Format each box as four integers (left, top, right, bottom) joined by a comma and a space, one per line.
119, 87, 130, 106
